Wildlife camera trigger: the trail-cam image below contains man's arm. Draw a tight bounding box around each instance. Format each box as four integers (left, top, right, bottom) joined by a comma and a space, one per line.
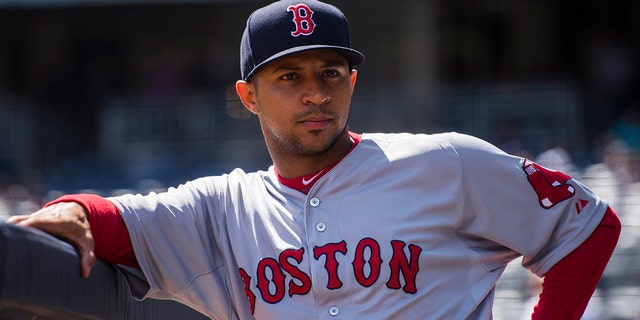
46, 194, 139, 268
531, 206, 621, 319
7, 193, 138, 278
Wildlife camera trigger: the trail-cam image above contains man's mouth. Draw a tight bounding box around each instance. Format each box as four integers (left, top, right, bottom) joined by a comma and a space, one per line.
299, 116, 332, 129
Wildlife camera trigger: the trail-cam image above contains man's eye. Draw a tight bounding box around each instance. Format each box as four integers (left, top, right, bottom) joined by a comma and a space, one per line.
281, 73, 297, 80
325, 70, 340, 77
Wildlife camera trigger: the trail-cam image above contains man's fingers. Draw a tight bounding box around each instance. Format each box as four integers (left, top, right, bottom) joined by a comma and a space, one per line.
6, 215, 29, 224
14, 215, 67, 239
78, 243, 97, 278
76, 228, 96, 278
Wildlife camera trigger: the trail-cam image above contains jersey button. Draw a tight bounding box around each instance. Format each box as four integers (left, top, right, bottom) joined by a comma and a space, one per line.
328, 306, 340, 316
316, 222, 326, 232
309, 197, 320, 207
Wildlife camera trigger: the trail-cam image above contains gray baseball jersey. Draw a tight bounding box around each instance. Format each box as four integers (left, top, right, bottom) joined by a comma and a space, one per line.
110, 132, 607, 320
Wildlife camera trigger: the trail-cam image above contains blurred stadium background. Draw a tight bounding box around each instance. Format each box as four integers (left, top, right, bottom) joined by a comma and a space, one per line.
0, 0, 638, 319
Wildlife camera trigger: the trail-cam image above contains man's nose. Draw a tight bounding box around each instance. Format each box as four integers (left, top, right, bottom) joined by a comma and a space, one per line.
302, 79, 331, 106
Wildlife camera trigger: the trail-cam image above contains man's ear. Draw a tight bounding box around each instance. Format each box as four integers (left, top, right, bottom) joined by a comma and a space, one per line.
350, 69, 357, 90
235, 80, 259, 115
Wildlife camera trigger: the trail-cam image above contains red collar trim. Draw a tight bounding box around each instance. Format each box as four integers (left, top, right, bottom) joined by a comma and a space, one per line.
276, 131, 362, 194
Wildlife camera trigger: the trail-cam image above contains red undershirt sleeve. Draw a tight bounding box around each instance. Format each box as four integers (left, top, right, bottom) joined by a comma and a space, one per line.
45, 194, 140, 268
531, 206, 621, 319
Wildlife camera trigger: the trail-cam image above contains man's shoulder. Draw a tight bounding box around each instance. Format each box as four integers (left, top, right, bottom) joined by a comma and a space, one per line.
359, 131, 503, 158
181, 166, 277, 192
221, 167, 276, 183
360, 131, 482, 147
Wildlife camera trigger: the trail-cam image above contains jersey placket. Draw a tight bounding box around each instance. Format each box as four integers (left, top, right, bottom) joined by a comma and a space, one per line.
304, 187, 351, 319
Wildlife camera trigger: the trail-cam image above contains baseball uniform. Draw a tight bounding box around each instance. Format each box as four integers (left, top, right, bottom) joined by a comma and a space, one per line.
110, 132, 608, 319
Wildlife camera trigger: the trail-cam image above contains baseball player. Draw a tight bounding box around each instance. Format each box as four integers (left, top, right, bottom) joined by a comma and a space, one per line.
8, 1, 621, 319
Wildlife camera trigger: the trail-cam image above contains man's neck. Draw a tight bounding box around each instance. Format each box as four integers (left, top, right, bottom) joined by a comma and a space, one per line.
273, 131, 361, 179
275, 132, 361, 193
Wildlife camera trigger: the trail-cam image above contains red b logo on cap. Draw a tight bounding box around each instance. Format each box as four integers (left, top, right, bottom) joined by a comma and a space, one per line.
288, 4, 316, 37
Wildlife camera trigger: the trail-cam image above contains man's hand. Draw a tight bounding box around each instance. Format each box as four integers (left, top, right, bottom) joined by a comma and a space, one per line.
7, 202, 96, 278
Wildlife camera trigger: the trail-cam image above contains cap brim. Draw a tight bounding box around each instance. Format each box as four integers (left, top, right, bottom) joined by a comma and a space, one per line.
244, 45, 365, 81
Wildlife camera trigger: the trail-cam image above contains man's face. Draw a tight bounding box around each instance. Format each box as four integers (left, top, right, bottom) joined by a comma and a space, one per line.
240, 49, 357, 157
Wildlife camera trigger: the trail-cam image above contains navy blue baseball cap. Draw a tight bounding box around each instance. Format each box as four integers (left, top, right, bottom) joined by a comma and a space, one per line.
240, 0, 365, 81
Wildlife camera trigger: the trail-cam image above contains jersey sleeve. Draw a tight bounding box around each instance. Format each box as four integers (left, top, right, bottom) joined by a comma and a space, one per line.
438, 133, 610, 276
107, 175, 234, 318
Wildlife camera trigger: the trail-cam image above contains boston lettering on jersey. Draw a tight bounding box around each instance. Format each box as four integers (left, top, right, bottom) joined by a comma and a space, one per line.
238, 237, 422, 314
